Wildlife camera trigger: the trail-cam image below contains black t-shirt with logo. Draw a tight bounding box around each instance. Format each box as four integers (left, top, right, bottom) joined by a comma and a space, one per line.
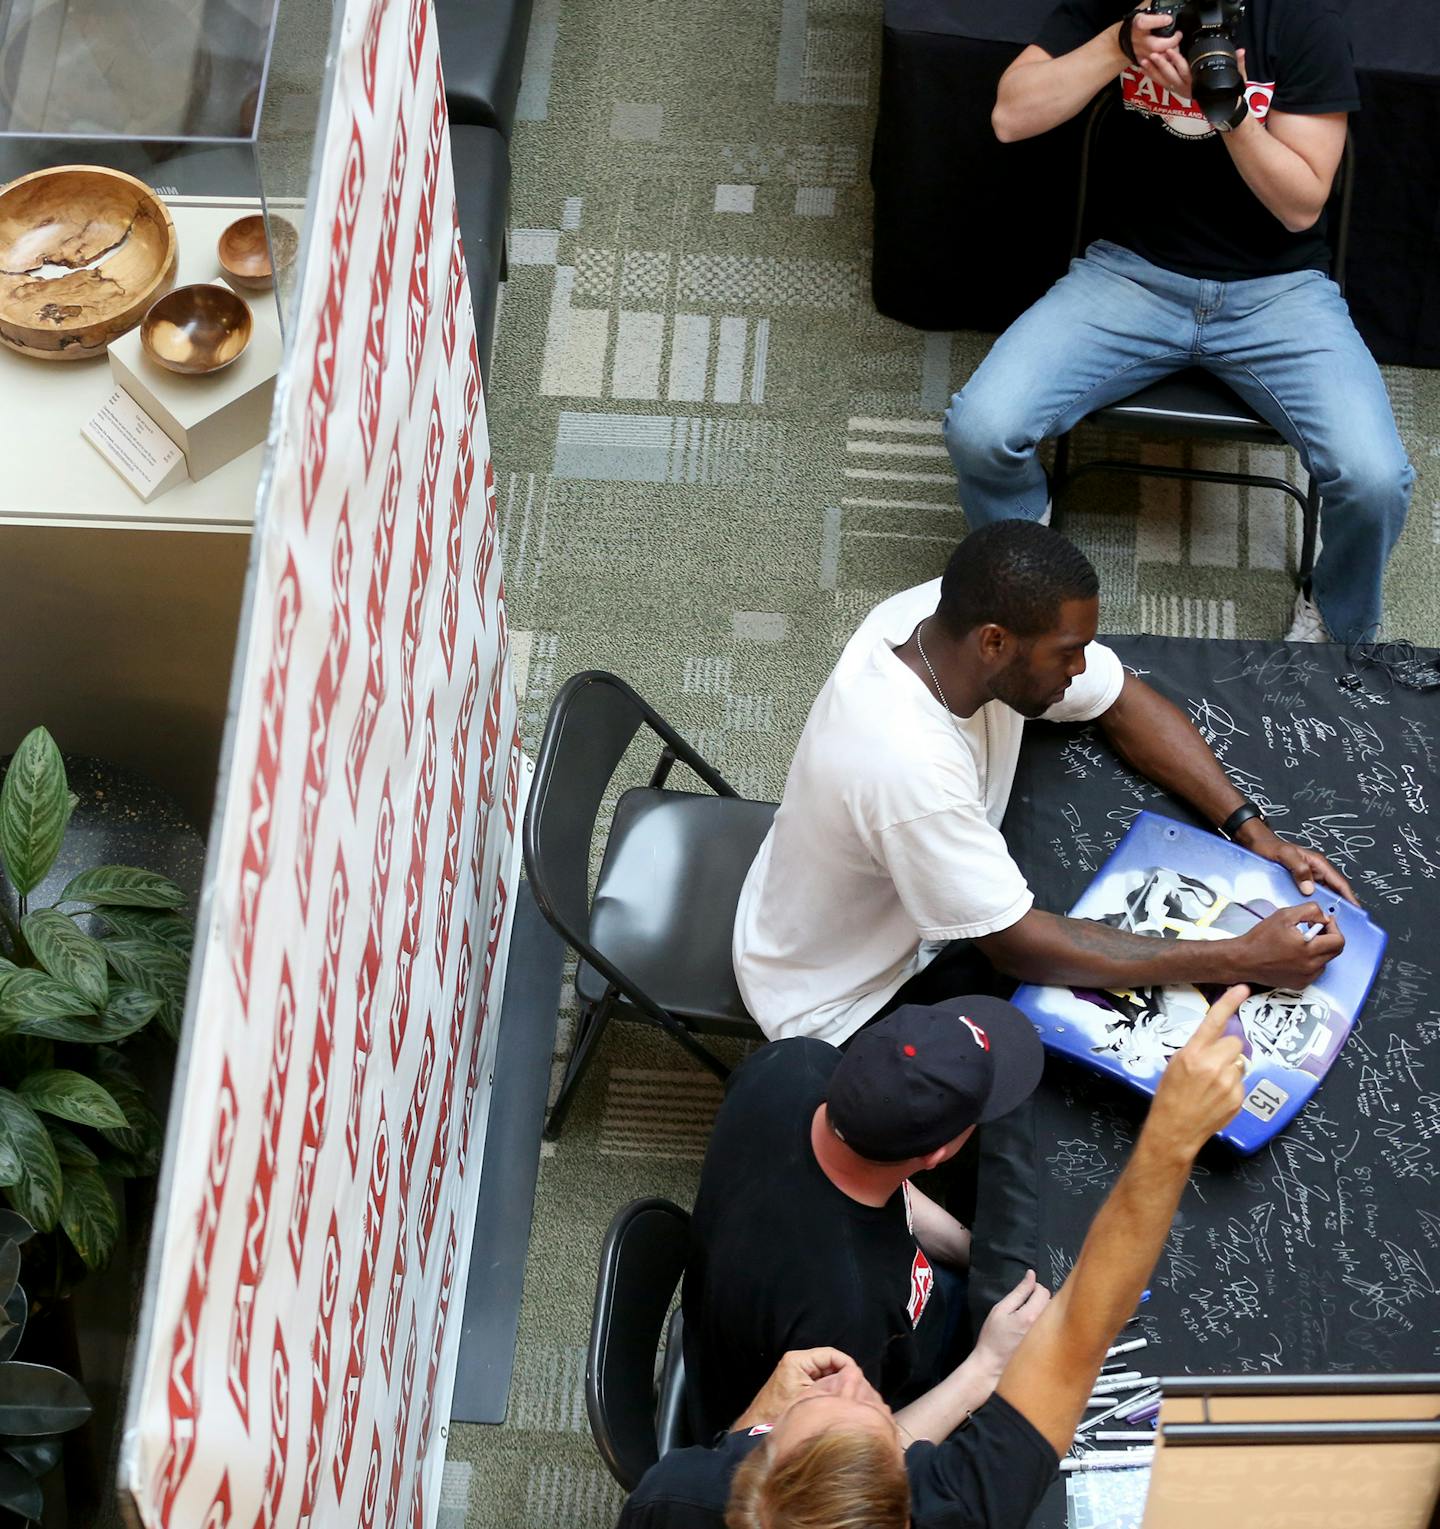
681, 1039, 949, 1442
1035, 0, 1359, 279
617, 1393, 1059, 1529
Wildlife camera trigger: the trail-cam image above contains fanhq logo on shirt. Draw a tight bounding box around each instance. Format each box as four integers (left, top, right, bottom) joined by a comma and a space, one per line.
1119, 65, 1274, 137
907, 1249, 935, 1328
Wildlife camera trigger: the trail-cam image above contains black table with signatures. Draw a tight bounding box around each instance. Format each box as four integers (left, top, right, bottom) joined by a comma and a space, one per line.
1001, 635, 1440, 1521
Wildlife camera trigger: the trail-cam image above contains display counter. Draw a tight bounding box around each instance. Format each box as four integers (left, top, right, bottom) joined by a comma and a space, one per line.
0, 0, 331, 825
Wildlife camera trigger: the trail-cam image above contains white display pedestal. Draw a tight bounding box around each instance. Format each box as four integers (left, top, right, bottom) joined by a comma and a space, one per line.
0, 196, 277, 534
107, 275, 283, 484
0, 195, 277, 822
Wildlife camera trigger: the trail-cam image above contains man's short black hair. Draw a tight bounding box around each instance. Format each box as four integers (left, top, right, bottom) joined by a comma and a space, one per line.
935, 520, 1099, 640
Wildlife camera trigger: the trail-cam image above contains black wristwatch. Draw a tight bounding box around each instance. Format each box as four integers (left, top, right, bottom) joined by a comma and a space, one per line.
1219, 801, 1265, 840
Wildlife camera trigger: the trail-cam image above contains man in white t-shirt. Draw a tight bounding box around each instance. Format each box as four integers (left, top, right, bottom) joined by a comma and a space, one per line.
734, 520, 1354, 1045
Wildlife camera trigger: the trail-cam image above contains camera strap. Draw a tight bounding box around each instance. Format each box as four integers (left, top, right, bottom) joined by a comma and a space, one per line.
1117, 5, 1147, 65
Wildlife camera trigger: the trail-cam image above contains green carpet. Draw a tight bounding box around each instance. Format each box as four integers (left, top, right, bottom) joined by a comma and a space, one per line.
445, 0, 1440, 1521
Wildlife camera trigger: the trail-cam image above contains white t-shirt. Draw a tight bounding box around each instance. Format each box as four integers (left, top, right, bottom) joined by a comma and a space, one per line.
733, 578, 1125, 1044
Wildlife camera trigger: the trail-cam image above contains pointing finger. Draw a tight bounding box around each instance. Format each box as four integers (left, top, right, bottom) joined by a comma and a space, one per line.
1194, 984, 1250, 1041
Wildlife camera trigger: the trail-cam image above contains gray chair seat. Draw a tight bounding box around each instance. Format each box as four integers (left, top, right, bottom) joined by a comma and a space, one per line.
524, 670, 776, 1136
1091, 367, 1282, 445
576, 788, 776, 1032
436, 0, 536, 138
449, 124, 510, 386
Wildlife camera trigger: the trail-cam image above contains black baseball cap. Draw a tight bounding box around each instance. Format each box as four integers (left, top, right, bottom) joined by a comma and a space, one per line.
826, 996, 1045, 1162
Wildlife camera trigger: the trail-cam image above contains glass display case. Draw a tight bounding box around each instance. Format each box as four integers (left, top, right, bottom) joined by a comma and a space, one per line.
0, 0, 337, 821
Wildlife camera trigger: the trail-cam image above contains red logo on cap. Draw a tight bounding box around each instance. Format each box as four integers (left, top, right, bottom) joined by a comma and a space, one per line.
957, 1016, 990, 1051
902, 1044, 916, 1057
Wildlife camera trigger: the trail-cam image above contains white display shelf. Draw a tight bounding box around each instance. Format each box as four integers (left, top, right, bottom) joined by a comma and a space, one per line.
0, 195, 284, 534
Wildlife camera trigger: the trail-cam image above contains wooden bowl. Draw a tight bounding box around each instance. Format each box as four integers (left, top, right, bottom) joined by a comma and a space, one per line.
0, 166, 177, 361
217, 213, 298, 292
141, 284, 252, 375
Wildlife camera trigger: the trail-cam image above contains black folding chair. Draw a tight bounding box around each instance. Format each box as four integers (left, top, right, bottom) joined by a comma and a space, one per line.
1051, 94, 1356, 591
587, 1197, 692, 1491
523, 671, 777, 1138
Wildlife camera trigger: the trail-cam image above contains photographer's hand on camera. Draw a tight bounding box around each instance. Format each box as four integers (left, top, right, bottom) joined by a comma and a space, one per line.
1119, 7, 1189, 86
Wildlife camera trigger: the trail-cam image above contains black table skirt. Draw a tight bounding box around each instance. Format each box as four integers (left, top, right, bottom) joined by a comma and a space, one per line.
1000, 635, 1440, 1521
873, 0, 1440, 368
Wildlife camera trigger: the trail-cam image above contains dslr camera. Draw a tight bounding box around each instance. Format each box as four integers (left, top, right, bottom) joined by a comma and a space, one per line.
1149, 0, 1248, 130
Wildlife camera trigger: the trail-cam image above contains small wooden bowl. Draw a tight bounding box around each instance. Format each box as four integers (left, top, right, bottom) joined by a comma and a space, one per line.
217, 213, 297, 292
141, 284, 252, 375
0, 165, 176, 360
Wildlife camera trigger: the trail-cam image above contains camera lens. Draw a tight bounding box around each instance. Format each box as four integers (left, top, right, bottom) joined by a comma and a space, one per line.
1188, 42, 1243, 107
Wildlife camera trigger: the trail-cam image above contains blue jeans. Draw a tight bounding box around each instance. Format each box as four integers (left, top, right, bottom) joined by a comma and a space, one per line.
943, 241, 1414, 643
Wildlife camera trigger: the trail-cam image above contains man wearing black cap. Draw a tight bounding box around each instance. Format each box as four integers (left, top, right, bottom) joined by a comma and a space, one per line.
681, 996, 1047, 1442
622, 985, 1253, 1529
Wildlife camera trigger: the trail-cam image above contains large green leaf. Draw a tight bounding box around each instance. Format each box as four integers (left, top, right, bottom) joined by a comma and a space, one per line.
0, 1094, 60, 1232
0, 730, 70, 898
59, 1168, 117, 1271
100, 937, 189, 1039
58, 866, 185, 910
100, 936, 188, 991
0, 1363, 90, 1436
20, 911, 107, 1010
0, 1135, 20, 1193
0, 971, 94, 1026
45, 1123, 98, 1169
95, 906, 193, 951
91, 1052, 161, 1174
0, 1456, 41, 1520
14, 986, 159, 1044
17, 1071, 126, 1130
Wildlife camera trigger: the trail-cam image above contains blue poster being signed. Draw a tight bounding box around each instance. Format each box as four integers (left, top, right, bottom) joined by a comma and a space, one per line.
1013, 811, 1387, 1153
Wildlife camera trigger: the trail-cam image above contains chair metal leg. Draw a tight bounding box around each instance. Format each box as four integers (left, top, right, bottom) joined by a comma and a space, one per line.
657, 1021, 731, 1082
544, 992, 617, 1140
1065, 458, 1316, 581
1298, 474, 1320, 588
1050, 433, 1072, 531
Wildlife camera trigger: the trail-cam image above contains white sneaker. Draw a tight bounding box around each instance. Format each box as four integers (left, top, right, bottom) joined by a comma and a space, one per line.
1285, 590, 1331, 643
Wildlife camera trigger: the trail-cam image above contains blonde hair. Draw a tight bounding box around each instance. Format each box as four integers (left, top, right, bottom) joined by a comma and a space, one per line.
725, 1429, 909, 1529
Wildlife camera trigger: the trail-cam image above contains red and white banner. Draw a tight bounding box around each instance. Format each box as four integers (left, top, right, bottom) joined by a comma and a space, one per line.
121, 2, 520, 1523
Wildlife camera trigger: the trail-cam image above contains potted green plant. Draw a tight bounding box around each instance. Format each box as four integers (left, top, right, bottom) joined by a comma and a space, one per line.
0, 727, 190, 1280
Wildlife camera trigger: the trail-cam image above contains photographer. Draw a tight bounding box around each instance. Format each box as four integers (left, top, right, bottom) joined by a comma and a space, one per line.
943, 0, 1412, 646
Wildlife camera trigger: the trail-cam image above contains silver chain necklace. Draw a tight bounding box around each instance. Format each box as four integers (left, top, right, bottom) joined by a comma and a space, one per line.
915, 618, 991, 799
